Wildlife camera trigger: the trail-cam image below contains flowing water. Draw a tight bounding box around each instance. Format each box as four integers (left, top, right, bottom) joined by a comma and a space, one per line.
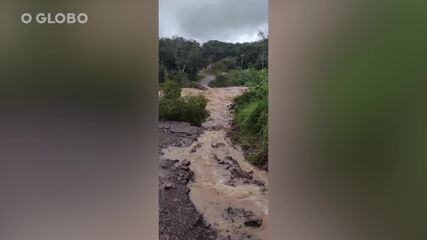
161, 76, 269, 240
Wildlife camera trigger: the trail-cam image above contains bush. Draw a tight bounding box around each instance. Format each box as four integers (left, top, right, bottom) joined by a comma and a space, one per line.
159, 81, 209, 126
180, 95, 210, 126
232, 76, 268, 167
169, 72, 191, 87
162, 71, 205, 88
209, 57, 237, 74
209, 69, 267, 88
160, 80, 181, 99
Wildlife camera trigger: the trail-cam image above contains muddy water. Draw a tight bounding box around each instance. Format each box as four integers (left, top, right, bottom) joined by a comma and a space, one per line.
162, 78, 269, 240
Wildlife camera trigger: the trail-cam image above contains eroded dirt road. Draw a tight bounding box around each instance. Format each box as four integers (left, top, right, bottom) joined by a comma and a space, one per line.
161, 76, 269, 240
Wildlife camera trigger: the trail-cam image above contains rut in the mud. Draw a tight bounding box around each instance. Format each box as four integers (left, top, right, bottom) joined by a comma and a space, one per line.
161, 76, 269, 240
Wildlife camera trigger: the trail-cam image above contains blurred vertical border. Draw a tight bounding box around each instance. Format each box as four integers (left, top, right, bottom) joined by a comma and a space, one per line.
270, 0, 426, 239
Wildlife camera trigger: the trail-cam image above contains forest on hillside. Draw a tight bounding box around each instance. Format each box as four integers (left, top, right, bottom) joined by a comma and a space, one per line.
159, 32, 268, 84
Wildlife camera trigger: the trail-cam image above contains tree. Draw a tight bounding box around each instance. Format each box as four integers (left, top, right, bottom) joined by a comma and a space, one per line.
159, 37, 206, 82
159, 35, 269, 83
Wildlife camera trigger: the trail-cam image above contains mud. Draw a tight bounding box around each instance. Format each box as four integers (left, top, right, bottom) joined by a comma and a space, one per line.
161, 76, 269, 240
159, 122, 217, 240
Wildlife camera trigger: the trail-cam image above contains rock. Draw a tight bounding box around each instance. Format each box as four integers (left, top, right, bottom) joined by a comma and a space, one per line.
211, 143, 226, 148
159, 234, 170, 240
190, 143, 202, 153
244, 217, 263, 228
164, 183, 176, 190
193, 214, 203, 226
182, 160, 191, 166
225, 207, 263, 228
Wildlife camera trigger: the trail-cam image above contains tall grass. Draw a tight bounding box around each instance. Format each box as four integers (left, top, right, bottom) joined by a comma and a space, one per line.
232, 71, 268, 167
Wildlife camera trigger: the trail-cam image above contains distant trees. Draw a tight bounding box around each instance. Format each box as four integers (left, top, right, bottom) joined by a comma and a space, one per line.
256, 32, 268, 69
208, 57, 237, 73
159, 32, 269, 84
202, 32, 268, 70
159, 37, 206, 83
201, 40, 237, 63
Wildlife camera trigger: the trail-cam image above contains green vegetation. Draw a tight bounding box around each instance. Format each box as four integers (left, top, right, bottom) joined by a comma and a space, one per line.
159, 37, 206, 83
208, 74, 230, 88
202, 32, 268, 70
159, 34, 269, 167
209, 68, 267, 88
232, 71, 268, 168
208, 57, 237, 74
159, 81, 209, 126
159, 32, 268, 86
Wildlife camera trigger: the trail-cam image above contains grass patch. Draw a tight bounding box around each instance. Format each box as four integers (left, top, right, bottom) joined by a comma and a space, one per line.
231, 72, 268, 168
209, 69, 267, 88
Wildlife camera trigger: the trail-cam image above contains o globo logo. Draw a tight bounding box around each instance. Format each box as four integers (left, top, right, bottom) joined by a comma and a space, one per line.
21, 13, 88, 24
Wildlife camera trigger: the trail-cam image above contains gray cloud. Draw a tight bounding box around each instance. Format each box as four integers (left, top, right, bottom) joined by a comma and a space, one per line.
160, 0, 268, 43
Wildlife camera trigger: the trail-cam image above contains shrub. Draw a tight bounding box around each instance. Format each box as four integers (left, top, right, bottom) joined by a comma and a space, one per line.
179, 95, 209, 126
209, 57, 237, 74
169, 72, 191, 87
160, 80, 181, 99
159, 81, 209, 126
209, 69, 267, 88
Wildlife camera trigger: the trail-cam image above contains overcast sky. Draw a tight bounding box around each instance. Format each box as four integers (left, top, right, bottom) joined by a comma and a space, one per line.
159, 0, 268, 43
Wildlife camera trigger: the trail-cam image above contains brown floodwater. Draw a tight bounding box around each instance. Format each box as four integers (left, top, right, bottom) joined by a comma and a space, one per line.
161, 77, 269, 239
